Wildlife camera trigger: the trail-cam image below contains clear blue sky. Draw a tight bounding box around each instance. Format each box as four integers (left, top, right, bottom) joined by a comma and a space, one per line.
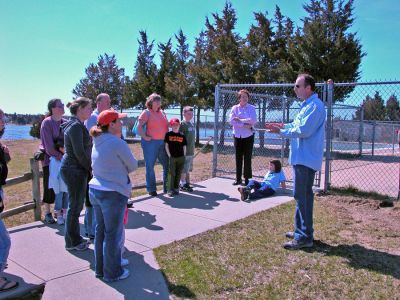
0, 0, 399, 114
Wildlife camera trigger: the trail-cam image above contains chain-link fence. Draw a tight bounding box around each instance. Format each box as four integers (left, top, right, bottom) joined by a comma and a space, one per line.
213, 81, 400, 199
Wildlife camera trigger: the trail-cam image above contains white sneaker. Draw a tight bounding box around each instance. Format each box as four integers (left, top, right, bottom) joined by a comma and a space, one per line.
57, 215, 64, 225
121, 258, 129, 267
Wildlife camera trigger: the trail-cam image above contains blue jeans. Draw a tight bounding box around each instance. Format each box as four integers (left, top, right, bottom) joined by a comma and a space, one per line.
141, 139, 169, 193
54, 192, 68, 211
0, 217, 11, 273
61, 167, 88, 248
84, 207, 96, 237
245, 179, 275, 200
89, 188, 127, 281
293, 165, 316, 243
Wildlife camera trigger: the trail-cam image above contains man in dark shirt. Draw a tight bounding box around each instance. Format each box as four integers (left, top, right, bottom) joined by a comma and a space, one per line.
164, 118, 187, 197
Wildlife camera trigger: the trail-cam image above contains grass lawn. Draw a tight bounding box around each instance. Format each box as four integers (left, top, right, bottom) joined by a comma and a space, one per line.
2, 139, 213, 227
154, 194, 400, 299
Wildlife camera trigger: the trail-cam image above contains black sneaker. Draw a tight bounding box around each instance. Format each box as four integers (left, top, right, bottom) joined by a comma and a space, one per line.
181, 183, 193, 192
44, 213, 56, 224
148, 191, 157, 197
184, 184, 193, 192
379, 201, 394, 208
283, 239, 313, 250
232, 180, 242, 186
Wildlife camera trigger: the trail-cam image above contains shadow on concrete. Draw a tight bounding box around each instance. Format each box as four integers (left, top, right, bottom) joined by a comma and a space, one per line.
71, 248, 170, 299
126, 210, 163, 231
303, 240, 400, 279
158, 190, 239, 210
110, 251, 170, 299
8, 223, 45, 234
0, 271, 45, 299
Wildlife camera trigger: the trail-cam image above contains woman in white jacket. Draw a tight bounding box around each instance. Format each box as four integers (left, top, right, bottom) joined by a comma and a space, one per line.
88, 109, 138, 282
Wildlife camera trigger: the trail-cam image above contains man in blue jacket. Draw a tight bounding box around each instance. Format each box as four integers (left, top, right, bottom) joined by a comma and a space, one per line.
269, 74, 326, 250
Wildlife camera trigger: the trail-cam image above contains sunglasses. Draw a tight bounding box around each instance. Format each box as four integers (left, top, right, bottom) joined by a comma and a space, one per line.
55, 104, 65, 108
295, 85, 302, 88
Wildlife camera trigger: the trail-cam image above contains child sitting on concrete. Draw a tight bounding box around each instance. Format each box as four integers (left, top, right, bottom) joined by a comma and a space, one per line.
238, 160, 286, 201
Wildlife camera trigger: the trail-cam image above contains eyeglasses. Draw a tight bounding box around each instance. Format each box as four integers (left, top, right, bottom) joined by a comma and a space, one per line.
55, 104, 65, 108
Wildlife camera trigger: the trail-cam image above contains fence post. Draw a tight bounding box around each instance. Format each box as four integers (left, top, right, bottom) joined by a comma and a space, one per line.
392, 124, 395, 155
358, 105, 364, 156
30, 158, 42, 221
324, 80, 333, 192
212, 84, 220, 178
372, 121, 376, 156
280, 94, 286, 163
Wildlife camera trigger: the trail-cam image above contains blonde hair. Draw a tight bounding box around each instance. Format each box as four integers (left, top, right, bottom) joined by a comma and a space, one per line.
145, 93, 162, 111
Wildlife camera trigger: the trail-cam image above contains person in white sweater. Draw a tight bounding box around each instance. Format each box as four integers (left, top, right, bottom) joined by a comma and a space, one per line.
88, 109, 138, 282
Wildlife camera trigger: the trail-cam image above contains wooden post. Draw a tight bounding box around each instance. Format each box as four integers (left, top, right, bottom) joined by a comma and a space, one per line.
30, 158, 42, 221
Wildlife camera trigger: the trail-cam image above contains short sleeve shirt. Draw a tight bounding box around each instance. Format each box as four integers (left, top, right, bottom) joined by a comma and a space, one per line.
139, 109, 169, 140
164, 131, 187, 158
179, 121, 195, 156
262, 171, 286, 191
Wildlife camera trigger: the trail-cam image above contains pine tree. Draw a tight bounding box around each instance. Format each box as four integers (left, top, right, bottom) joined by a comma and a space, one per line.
166, 29, 194, 118
157, 39, 177, 107
72, 53, 125, 108
204, 2, 246, 144
132, 30, 158, 108
292, 0, 364, 101
386, 94, 400, 121
189, 30, 216, 145
354, 91, 386, 121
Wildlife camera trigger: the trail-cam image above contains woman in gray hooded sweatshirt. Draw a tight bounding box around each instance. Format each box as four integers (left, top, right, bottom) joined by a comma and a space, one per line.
60, 97, 92, 251
89, 109, 138, 282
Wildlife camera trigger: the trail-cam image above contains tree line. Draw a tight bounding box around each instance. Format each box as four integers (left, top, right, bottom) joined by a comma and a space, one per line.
73, 0, 364, 117
354, 92, 400, 121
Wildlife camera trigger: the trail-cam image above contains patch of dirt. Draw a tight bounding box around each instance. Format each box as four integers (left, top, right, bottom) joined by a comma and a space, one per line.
317, 194, 400, 255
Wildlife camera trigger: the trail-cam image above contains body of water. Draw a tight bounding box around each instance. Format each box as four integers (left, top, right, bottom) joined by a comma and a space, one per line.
2, 124, 34, 140
2, 124, 394, 152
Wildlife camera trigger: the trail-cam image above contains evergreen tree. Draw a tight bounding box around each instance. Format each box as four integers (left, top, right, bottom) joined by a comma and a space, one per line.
204, 2, 246, 144
189, 30, 216, 144
166, 29, 194, 118
244, 10, 274, 147
157, 38, 177, 107
292, 0, 364, 101
72, 53, 125, 108
354, 91, 386, 121
132, 30, 158, 108
386, 94, 400, 121
205, 2, 245, 84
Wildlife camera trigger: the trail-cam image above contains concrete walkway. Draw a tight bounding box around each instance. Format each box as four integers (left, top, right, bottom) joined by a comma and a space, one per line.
3, 177, 293, 299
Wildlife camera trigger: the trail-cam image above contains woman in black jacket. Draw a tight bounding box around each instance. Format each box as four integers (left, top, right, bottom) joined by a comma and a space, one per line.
0, 108, 19, 292
60, 97, 93, 251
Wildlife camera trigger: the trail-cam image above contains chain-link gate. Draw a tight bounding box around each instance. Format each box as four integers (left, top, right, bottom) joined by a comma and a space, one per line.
329, 82, 400, 199
212, 81, 400, 199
